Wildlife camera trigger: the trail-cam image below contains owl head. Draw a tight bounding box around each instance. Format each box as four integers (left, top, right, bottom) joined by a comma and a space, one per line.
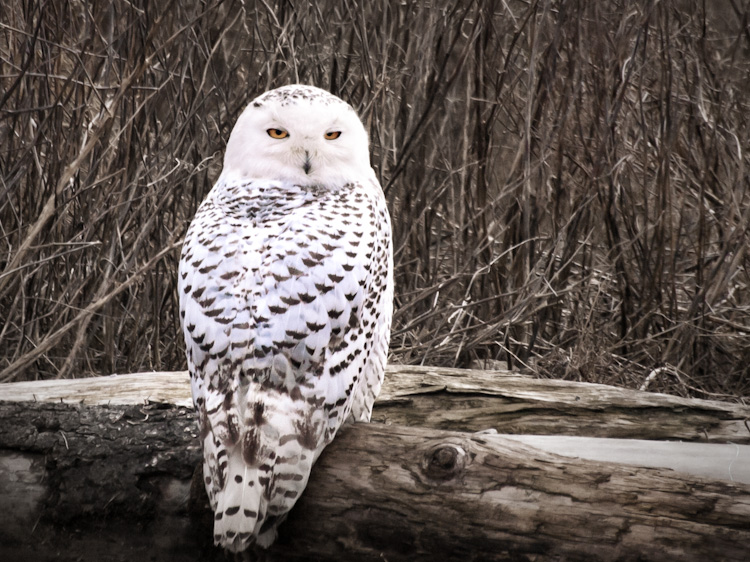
222, 85, 374, 188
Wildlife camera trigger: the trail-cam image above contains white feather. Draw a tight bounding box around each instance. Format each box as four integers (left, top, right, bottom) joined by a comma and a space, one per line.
179, 85, 393, 552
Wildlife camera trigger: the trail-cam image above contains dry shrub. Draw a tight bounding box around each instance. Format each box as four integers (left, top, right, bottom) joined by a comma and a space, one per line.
1, 0, 748, 400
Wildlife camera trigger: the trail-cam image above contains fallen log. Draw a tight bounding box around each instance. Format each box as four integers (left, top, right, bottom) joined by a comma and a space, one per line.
1, 367, 749, 561
3, 365, 748, 443
376, 366, 750, 443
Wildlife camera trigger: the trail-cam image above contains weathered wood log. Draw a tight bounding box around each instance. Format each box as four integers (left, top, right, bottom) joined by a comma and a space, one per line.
0, 400, 748, 561
3, 365, 748, 443
376, 366, 750, 443
282, 425, 750, 562
0, 401, 206, 562
1, 367, 749, 561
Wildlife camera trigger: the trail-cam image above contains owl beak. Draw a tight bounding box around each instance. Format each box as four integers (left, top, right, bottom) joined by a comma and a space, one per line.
302, 151, 312, 175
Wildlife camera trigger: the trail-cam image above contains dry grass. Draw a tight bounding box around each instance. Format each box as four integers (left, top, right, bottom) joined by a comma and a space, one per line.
1, 0, 749, 401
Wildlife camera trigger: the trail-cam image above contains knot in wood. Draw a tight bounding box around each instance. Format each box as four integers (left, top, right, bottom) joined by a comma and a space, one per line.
423, 443, 466, 481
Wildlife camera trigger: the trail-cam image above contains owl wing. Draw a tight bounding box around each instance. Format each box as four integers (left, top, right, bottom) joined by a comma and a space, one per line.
178, 176, 392, 551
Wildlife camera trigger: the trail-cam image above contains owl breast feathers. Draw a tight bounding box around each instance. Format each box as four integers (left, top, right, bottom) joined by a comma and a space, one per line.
178, 84, 393, 552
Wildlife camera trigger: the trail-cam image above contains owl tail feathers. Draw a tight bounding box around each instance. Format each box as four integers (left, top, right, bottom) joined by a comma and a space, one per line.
212, 455, 268, 553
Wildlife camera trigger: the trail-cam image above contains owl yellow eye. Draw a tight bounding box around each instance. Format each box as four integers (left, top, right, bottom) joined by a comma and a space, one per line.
324, 131, 341, 140
267, 128, 289, 139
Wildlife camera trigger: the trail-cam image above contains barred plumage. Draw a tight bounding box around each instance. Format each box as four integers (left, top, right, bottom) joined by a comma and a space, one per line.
178, 85, 393, 552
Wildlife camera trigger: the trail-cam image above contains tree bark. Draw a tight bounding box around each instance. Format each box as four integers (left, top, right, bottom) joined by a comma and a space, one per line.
375, 366, 750, 443
1, 367, 749, 561
3, 365, 748, 442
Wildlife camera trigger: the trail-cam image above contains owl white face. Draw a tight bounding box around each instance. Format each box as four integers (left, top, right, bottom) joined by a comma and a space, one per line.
222, 85, 374, 188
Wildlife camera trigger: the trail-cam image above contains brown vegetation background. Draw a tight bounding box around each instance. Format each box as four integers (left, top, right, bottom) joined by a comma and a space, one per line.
1, 0, 749, 400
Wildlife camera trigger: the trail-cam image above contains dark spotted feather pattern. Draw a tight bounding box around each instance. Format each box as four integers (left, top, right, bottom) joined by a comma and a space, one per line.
179, 170, 392, 550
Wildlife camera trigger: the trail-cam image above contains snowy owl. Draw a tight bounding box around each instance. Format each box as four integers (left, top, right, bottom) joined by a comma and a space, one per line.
178, 84, 393, 552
